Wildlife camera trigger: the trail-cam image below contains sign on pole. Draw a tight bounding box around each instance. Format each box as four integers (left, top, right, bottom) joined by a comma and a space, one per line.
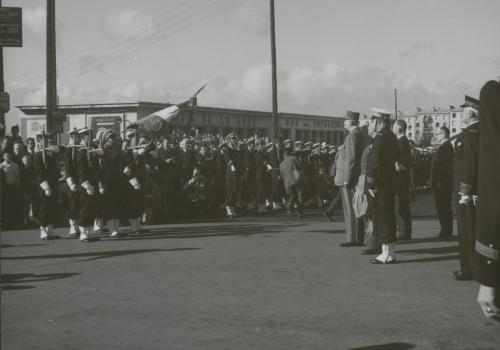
0, 91, 9, 113
0, 7, 23, 47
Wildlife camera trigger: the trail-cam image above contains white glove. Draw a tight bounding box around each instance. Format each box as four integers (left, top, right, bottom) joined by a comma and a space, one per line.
129, 177, 141, 191
45, 188, 52, 196
266, 164, 272, 171
81, 181, 95, 195
231, 165, 236, 172
70, 184, 78, 192
368, 189, 377, 198
99, 183, 105, 194
123, 167, 131, 175
458, 194, 472, 205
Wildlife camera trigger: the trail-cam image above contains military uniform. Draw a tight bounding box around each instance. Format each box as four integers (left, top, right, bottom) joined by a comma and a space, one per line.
64, 129, 81, 237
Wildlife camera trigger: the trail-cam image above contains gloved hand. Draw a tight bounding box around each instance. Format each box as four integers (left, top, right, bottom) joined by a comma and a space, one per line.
45, 188, 52, 196
231, 165, 236, 172
123, 166, 131, 176
86, 186, 95, 195
458, 194, 472, 205
70, 184, 78, 192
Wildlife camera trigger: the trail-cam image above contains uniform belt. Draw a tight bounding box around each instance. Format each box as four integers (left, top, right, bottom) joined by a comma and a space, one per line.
475, 240, 499, 261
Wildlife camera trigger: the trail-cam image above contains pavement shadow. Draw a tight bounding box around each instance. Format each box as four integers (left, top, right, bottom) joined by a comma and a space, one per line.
397, 254, 459, 264
107, 224, 304, 241
1, 272, 80, 291
396, 236, 458, 245
1, 248, 200, 262
350, 342, 414, 350
1, 243, 49, 248
397, 245, 458, 255
303, 229, 345, 234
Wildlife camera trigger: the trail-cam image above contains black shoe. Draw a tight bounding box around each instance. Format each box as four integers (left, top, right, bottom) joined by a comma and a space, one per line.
453, 271, 472, 281
340, 242, 364, 247
361, 248, 381, 255
323, 211, 334, 222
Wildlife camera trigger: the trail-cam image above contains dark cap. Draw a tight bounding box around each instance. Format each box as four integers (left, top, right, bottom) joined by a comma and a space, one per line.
460, 95, 479, 110
346, 111, 360, 122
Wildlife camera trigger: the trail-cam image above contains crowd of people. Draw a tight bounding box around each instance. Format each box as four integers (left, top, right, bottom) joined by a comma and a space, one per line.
1, 80, 498, 320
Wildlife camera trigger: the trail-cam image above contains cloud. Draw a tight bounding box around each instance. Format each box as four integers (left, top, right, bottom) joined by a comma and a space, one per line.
227, 0, 268, 36
400, 41, 435, 58
105, 9, 154, 40
23, 6, 45, 38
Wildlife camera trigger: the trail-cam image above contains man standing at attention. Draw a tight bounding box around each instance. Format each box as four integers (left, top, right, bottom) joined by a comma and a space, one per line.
430, 126, 455, 239
340, 111, 367, 247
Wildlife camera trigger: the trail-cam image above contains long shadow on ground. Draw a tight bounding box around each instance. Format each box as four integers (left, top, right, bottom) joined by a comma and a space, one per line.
350, 342, 414, 350
1, 248, 200, 262
103, 223, 305, 241
1, 272, 80, 291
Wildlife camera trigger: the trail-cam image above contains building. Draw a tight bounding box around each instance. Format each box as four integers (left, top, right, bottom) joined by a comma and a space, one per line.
16, 102, 346, 145
399, 106, 464, 145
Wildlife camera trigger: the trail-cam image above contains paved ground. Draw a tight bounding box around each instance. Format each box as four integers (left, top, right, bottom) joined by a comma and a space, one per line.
1, 193, 499, 350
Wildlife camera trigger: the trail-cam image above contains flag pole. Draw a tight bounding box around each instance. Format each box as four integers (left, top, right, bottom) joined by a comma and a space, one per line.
269, 0, 279, 142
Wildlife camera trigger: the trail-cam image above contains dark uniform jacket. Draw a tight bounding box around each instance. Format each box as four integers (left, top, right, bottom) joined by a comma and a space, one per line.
454, 122, 479, 195
429, 140, 454, 189
34, 149, 60, 190
344, 127, 368, 188
396, 135, 412, 193
255, 151, 268, 181
475, 80, 500, 288
366, 128, 399, 195
64, 146, 80, 185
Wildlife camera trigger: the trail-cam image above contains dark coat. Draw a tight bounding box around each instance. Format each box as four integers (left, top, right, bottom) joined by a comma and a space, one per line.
366, 128, 399, 195
396, 135, 412, 193
343, 127, 368, 188
454, 122, 479, 195
475, 80, 500, 288
429, 140, 454, 189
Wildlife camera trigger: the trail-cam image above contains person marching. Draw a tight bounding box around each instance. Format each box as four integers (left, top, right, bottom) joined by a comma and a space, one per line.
222, 133, 240, 218
122, 126, 148, 233
33, 131, 61, 240
76, 127, 102, 242
366, 108, 399, 264
95, 128, 124, 238
255, 138, 269, 213
64, 128, 81, 238
279, 139, 303, 217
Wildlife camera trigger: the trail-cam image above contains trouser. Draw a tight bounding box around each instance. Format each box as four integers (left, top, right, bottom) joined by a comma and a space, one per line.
270, 170, 282, 203
341, 186, 365, 244
433, 185, 453, 237
325, 186, 341, 215
78, 188, 98, 227
285, 183, 303, 214
67, 189, 79, 220
395, 190, 412, 238
456, 201, 475, 276
225, 173, 240, 206
38, 188, 57, 227
373, 193, 397, 244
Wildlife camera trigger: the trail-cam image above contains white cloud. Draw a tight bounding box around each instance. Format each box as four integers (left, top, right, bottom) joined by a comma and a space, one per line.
23, 6, 45, 38
227, 0, 268, 36
400, 41, 435, 58
105, 9, 154, 40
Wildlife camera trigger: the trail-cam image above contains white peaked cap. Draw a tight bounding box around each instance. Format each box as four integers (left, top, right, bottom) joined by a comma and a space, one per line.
151, 105, 181, 122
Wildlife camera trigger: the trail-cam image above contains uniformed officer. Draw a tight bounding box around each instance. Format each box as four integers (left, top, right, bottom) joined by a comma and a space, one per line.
453, 95, 480, 281
64, 128, 81, 238
475, 80, 500, 320
33, 131, 61, 240
223, 133, 240, 218
366, 108, 399, 264
255, 138, 269, 213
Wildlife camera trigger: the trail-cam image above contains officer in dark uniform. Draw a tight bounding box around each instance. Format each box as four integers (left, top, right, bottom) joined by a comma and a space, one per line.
475, 80, 500, 320
255, 138, 269, 213
429, 126, 455, 239
453, 95, 480, 281
33, 131, 61, 240
64, 128, 81, 238
392, 119, 413, 240
366, 108, 399, 264
267, 141, 282, 211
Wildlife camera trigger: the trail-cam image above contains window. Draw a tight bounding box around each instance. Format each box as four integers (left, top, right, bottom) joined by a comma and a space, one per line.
416, 130, 420, 136
416, 123, 420, 128
408, 132, 412, 138
408, 125, 412, 130
452, 128, 457, 133
452, 113, 456, 118
436, 122, 440, 127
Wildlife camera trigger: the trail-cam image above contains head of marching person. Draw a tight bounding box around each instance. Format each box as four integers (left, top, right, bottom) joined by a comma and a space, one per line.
255, 138, 265, 152
78, 127, 90, 146
392, 119, 407, 138
436, 125, 450, 144
180, 137, 191, 152
35, 130, 49, 149
293, 140, 303, 153
460, 95, 480, 129
265, 141, 274, 153
225, 133, 237, 149
320, 142, 328, 154
246, 137, 255, 151
68, 127, 80, 146
343, 110, 360, 131
303, 141, 312, 152
125, 125, 138, 147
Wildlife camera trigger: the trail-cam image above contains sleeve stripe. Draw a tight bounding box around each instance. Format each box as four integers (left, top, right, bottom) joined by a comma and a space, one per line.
476, 240, 499, 261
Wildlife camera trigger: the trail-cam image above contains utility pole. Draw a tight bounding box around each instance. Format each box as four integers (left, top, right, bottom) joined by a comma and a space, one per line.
0, 0, 5, 137
46, 0, 57, 134
269, 0, 278, 142
394, 88, 398, 120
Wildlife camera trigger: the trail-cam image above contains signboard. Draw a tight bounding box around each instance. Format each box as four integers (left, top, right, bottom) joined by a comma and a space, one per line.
90, 116, 121, 138
0, 92, 9, 113
26, 119, 46, 139
0, 7, 22, 47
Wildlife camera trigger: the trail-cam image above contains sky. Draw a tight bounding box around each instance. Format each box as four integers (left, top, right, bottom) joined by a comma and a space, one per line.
3, 0, 500, 128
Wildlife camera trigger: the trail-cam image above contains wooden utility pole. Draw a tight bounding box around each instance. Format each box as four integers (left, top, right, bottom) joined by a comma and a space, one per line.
269, 0, 278, 142
394, 88, 398, 120
0, 0, 5, 137
46, 0, 57, 134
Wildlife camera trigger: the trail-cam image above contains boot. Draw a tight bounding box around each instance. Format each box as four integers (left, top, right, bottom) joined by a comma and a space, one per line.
370, 244, 390, 264
108, 219, 119, 237
69, 219, 79, 238
40, 226, 48, 240
93, 218, 107, 233
79, 226, 90, 242
386, 242, 397, 263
